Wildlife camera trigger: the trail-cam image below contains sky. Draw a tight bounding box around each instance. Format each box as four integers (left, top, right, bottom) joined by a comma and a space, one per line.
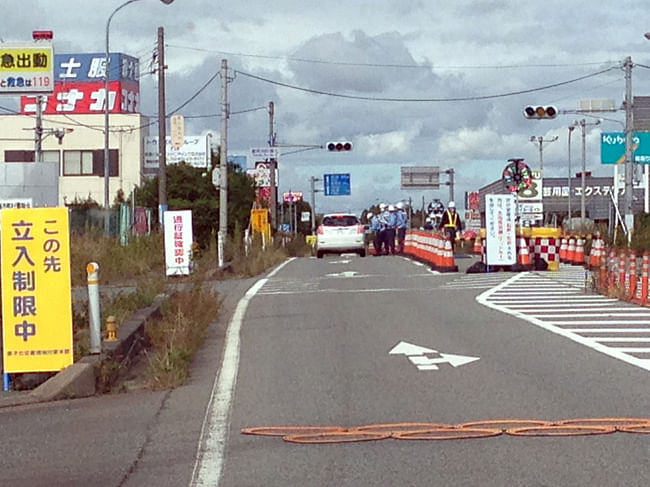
5, 0, 650, 215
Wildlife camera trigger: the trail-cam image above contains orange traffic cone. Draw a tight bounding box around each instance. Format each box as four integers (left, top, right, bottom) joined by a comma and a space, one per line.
517, 236, 532, 269
566, 237, 576, 265
473, 236, 482, 254
438, 238, 458, 272
588, 236, 602, 269
573, 236, 585, 266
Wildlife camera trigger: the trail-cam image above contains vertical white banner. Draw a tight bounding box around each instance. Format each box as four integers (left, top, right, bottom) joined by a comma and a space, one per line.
164, 210, 193, 276
485, 194, 516, 266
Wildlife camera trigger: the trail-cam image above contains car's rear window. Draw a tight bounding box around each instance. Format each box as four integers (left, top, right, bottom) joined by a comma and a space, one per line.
322, 215, 359, 227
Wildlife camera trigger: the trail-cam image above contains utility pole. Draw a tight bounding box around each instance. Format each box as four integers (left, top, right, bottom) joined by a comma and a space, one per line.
445, 168, 455, 202
624, 56, 634, 240
218, 59, 229, 268
35, 95, 43, 163
268, 101, 277, 229
309, 176, 321, 234
157, 26, 168, 230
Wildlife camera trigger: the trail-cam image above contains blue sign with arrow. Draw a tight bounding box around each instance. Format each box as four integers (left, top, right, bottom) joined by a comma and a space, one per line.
324, 173, 351, 196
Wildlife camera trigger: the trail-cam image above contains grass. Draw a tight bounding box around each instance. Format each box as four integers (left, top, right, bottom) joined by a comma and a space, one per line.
68, 231, 310, 392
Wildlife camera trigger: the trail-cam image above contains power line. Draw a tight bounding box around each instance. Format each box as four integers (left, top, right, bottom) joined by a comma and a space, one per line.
166, 44, 614, 70
234, 66, 619, 102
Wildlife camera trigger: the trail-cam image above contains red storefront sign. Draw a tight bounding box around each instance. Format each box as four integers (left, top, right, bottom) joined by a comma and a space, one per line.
20, 80, 139, 114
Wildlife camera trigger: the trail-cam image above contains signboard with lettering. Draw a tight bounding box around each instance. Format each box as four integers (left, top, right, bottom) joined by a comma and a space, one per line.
1, 207, 73, 373
144, 136, 210, 169
250, 147, 278, 160
54, 52, 139, 82
485, 194, 516, 266
400, 166, 440, 189
0, 44, 55, 94
21, 80, 139, 114
324, 173, 351, 196
601, 131, 650, 164
163, 210, 193, 276
19, 52, 139, 114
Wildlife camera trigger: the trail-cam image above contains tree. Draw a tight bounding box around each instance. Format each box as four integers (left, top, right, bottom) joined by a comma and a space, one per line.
134, 157, 255, 249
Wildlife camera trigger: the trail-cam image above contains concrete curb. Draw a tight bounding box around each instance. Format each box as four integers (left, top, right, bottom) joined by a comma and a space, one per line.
0, 295, 165, 409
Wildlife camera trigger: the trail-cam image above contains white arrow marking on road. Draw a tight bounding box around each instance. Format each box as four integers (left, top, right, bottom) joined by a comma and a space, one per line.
389, 341, 437, 356
325, 270, 358, 277
390, 341, 480, 371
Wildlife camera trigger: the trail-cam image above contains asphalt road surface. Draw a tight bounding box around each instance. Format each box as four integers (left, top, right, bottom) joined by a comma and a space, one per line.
1, 256, 649, 486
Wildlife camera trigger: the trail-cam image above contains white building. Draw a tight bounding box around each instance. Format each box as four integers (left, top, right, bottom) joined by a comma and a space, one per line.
0, 112, 149, 206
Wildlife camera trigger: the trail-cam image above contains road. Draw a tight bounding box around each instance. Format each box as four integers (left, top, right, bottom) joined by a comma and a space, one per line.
1, 256, 649, 486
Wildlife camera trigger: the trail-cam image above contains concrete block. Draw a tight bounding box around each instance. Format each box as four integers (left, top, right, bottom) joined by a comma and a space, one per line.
30, 362, 96, 401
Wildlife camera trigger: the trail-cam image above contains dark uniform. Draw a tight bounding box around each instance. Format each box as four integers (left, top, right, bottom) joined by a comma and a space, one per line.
439, 204, 462, 249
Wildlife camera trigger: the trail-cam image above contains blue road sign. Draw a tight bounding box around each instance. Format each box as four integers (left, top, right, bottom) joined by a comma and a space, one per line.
601, 131, 650, 164
324, 173, 351, 196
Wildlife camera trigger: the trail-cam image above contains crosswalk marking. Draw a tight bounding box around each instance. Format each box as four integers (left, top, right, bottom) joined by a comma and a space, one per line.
477, 268, 650, 372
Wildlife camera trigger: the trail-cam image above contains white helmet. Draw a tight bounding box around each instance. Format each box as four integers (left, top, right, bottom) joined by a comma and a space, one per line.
366, 212, 374, 220
388, 204, 395, 211
448, 201, 456, 208
379, 203, 387, 210
396, 201, 404, 210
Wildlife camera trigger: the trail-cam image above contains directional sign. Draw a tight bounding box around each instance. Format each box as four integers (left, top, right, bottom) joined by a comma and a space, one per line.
250, 147, 278, 160
324, 173, 351, 196
389, 341, 480, 371
601, 132, 650, 164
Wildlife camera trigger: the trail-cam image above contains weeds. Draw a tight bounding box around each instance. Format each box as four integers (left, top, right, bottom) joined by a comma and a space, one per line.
144, 283, 218, 390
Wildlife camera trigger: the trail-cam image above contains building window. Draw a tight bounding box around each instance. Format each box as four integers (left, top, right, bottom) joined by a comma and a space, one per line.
41, 150, 60, 164
5, 150, 35, 162
62, 149, 118, 176
4, 150, 60, 163
63, 151, 94, 175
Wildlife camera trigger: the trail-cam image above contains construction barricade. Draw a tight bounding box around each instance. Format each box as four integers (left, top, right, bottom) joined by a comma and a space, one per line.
403, 230, 458, 272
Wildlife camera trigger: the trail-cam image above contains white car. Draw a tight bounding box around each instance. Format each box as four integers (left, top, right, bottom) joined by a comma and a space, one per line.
316, 213, 366, 258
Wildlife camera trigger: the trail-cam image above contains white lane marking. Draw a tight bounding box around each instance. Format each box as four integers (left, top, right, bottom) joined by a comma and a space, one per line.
530, 312, 650, 318
476, 272, 650, 372
506, 301, 619, 308
191, 258, 295, 487
591, 337, 650, 342
563, 328, 650, 333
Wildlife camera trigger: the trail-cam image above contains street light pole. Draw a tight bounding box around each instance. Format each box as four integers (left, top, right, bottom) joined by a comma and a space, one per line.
529, 135, 559, 175
567, 125, 576, 229
575, 119, 601, 224
104, 0, 174, 237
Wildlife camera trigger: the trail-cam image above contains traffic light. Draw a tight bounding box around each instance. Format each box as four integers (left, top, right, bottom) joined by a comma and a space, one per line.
326, 141, 352, 151
523, 105, 558, 119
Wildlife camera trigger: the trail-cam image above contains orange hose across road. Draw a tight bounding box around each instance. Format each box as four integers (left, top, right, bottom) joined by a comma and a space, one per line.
241, 416, 650, 444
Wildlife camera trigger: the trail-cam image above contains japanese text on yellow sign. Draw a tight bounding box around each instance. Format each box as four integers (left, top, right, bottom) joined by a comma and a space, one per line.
0, 46, 54, 93
1, 208, 73, 373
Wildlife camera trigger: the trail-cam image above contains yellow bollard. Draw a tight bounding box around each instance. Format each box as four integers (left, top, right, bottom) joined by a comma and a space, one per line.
105, 316, 118, 342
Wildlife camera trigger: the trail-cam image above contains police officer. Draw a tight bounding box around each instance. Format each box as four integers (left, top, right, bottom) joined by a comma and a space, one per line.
395, 201, 408, 253
374, 203, 389, 255
369, 211, 382, 255
386, 204, 398, 254
439, 201, 462, 249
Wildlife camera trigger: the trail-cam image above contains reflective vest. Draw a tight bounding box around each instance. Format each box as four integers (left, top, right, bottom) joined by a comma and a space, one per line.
443, 210, 459, 228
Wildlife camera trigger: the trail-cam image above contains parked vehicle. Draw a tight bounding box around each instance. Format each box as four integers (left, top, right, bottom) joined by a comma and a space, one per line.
316, 213, 366, 258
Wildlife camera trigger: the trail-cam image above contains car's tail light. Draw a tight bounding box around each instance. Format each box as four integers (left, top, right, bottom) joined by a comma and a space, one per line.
356, 224, 364, 233
317, 226, 324, 234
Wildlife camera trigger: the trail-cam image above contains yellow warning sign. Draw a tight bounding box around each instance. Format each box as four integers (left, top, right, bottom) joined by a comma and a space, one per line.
1, 208, 73, 373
